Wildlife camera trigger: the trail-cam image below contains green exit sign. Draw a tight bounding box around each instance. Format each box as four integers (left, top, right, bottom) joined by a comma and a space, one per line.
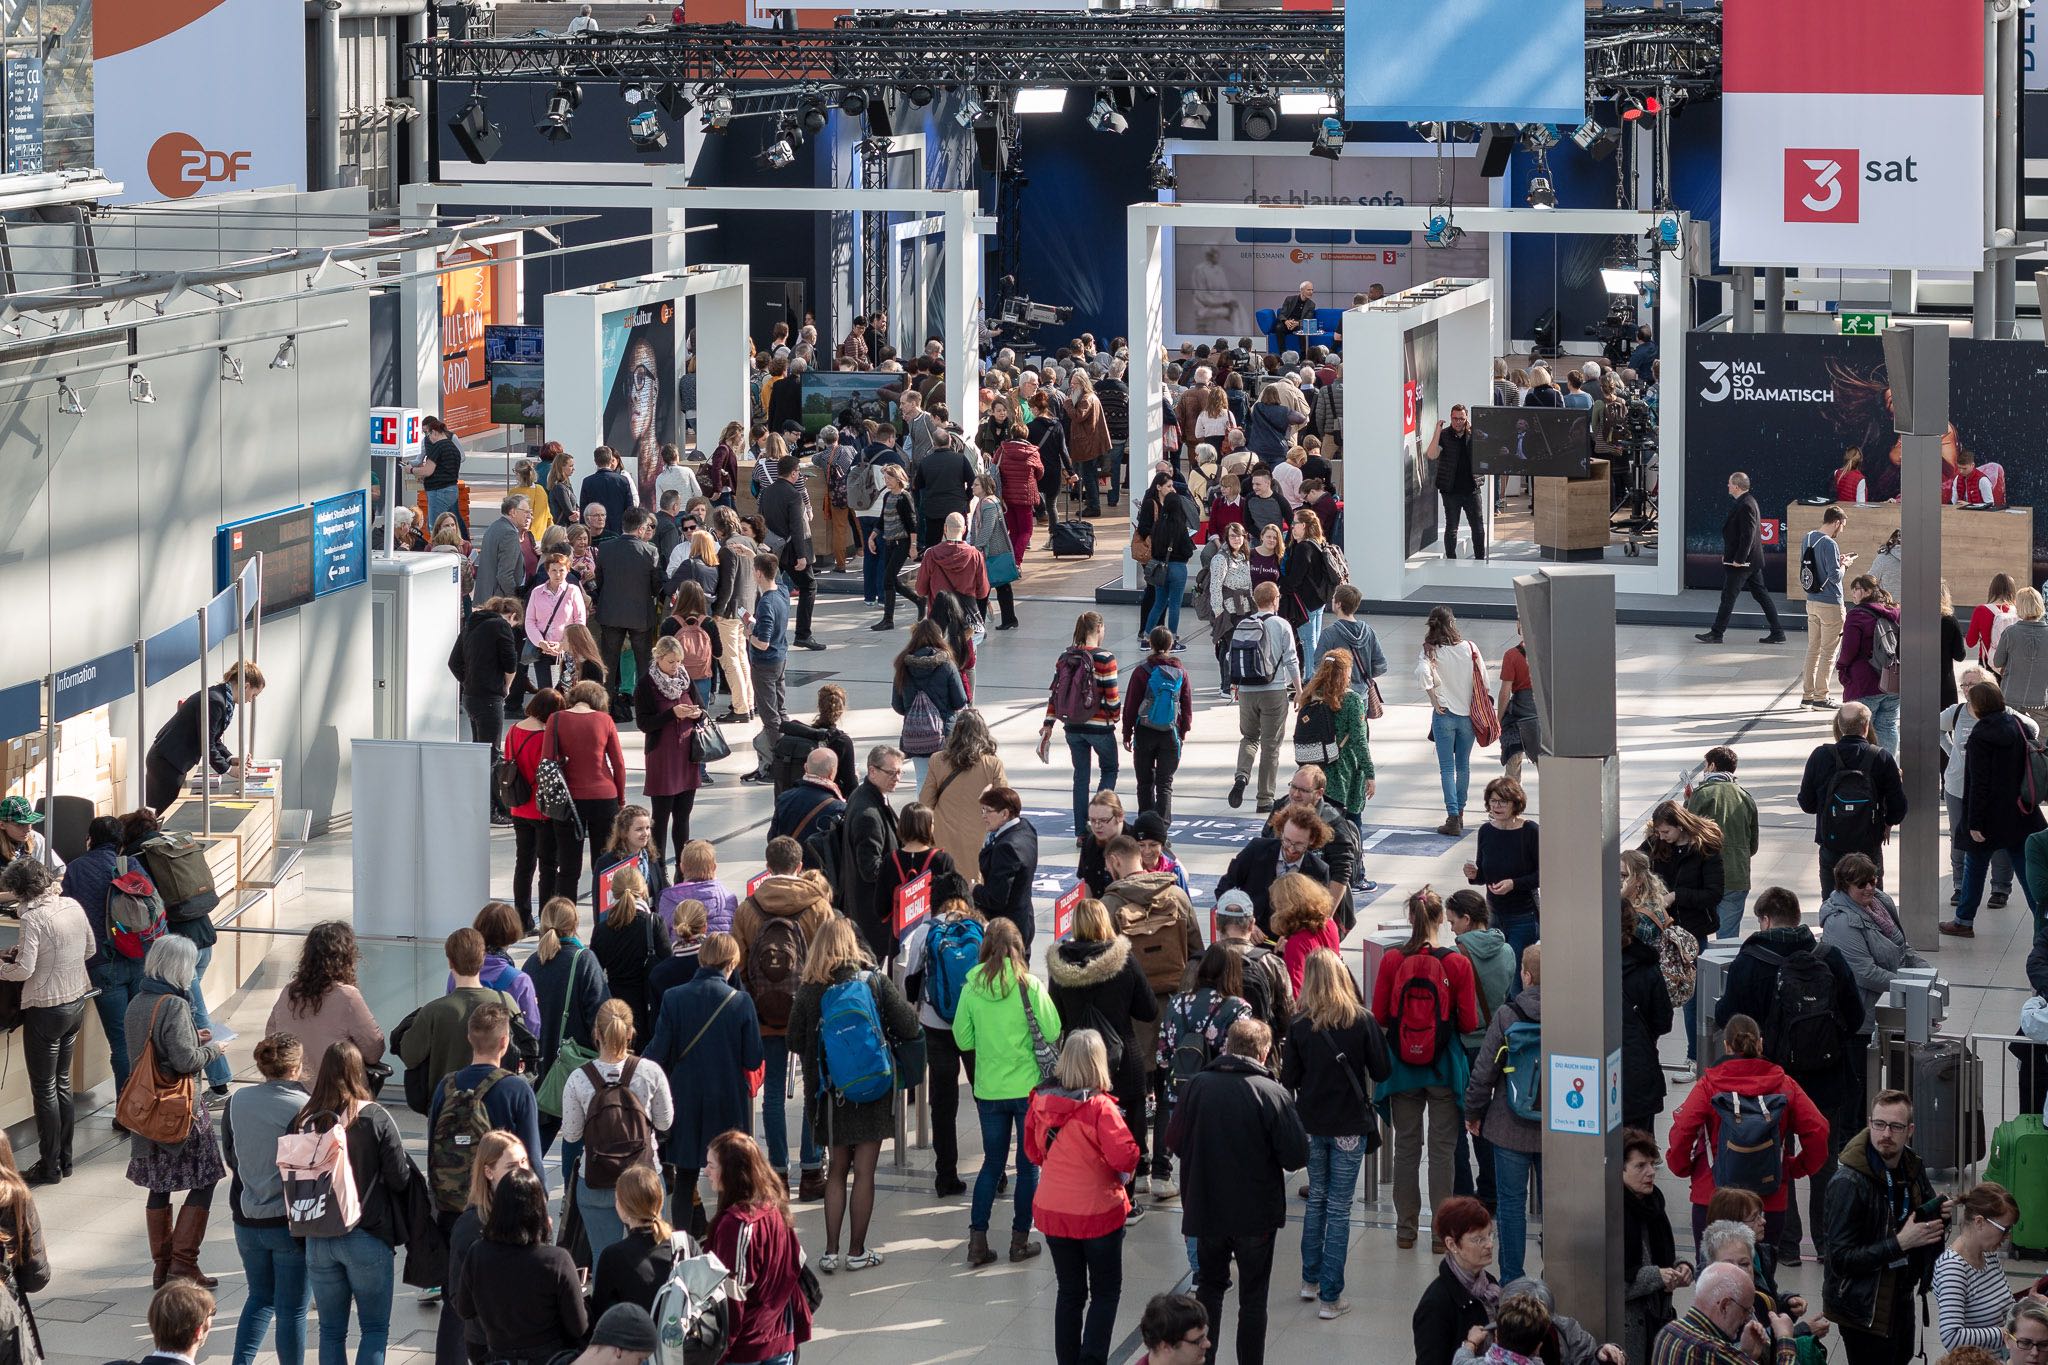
1839, 311, 1890, 335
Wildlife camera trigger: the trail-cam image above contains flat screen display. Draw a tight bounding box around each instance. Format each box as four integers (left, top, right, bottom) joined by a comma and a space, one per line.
489, 361, 545, 424
798, 372, 899, 436
1470, 406, 1592, 479
216, 505, 316, 616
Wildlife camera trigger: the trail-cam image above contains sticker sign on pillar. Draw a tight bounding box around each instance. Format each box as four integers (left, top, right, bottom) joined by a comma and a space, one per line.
894, 871, 932, 937
1053, 882, 1083, 940
1548, 1053, 1602, 1135
1605, 1048, 1624, 1133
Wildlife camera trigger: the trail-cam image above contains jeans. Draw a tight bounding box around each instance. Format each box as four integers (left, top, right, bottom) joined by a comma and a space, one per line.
189, 944, 233, 1087
1709, 562, 1783, 636
1494, 1146, 1542, 1283
425, 484, 462, 536
1133, 729, 1181, 822
929, 1026, 976, 1184
462, 694, 507, 816
235, 1221, 310, 1365
21, 998, 84, 1171
305, 1226, 395, 1365
1868, 692, 1901, 757
859, 516, 884, 601
1066, 730, 1118, 837
90, 956, 143, 1092
1715, 888, 1749, 939
1956, 834, 2045, 927
760, 1035, 820, 1172
1295, 611, 1323, 663
880, 538, 917, 624
1301, 1134, 1366, 1302
1234, 689, 1291, 808
970, 1096, 1038, 1233
1145, 560, 1188, 638
1498, 913, 1539, 997
1948, 792, 2016, 895
577, 1170, 629, 1262
1048, 1228, 1125, 1365
1195, 1230, 1276, 1365
1431, 711, 1476, 817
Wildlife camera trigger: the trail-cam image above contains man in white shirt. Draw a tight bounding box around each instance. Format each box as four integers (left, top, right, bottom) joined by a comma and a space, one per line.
565, 4, 599, 32
653, 444, 701, 509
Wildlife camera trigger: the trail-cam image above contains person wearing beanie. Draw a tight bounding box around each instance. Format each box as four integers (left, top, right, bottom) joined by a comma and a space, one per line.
574, 1302, 658, 1365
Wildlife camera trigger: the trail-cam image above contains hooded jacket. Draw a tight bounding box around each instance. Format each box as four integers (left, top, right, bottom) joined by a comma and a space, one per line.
1465, 985, 1542, 1153
1619, 937, 1674, 1122
954, 962, 1061, 1102
1454, 928, 1516, 1052
1838, 600, 1901, 703
1664, 1055, 1830, 1211
1024, 1086, 1142, 1239
995, 439, 1045, 508
1045, 935, 1156, 1083
1822, 1127, 1938, 1332
1716, 924, 1866, 1108
1820, 888, 1928, 1036
913, 540, 990, 603
449, 609, 520, 698
1166, 1052, 1309, 1238
732, 871, 836, 1039
891, 647, 969, 735
1687, 773, 1761, 892
1961, 708, 2046, 847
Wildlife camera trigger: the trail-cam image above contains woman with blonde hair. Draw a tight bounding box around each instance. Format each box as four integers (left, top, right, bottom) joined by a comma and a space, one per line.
1026, 1029, 1141, 1363
711, 505, 759, 719
661, 839, 738, 936
1282, 948, 1390, 1317
648, 931, 759, 1237
1047, 897, 1156, 1204
560, 997, 674, 1261
1271, 872, 1342, 995
955, 917, 1061, 1267
437, 1126, 531, 1365
589, 854, 672, 1045
511, 457, 553, 539
592, 1165, 676, 1318
786, 918, 920, 1271
921, 707, 1009, 882
646, 897, 708, 1007
523, 895, 608, 1143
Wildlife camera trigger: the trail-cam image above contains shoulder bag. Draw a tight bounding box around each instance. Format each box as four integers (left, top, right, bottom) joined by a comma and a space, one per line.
1018, 977, 1058, 1085
536, 952, 599, 1117
117, 997, 197, 1145
1468, 645, 1502, 747
690, 715, 732, 764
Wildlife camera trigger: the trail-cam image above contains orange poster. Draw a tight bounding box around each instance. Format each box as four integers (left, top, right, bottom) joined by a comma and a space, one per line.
440, 243, 507, 438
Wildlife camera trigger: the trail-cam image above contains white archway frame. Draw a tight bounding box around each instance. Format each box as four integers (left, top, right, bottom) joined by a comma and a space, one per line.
1126, 201, 1690, 599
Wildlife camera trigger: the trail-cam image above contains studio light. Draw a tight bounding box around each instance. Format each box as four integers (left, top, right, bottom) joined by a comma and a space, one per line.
1527, 175, 1557, 209
905, 83, 935, 108
1279, 90, 1335, 116
1177, 88, 1211, 130
700, 86, 733, 130
219, 350, 244, 384
760, 119, 797, 169
1412, 121, 1445, 143
270, 336, 296, 371
1237, 89, 1279, 141
449, 88, 500, 165
128, 367, 156, 405
1601, 267, 1652, 294
1424, 211, 1464, 249
536, 79, 580, 142
627, 108, 667, 153
1013, 87, 1067, 115
622, 81, 649, 106
955, 89, 985, 129
1311, 116, 1344, 160
1147, 142, 1176, 190
1621, 94, 1662, 123
1571, 118, 1603, 151
655, 82, 693, 121
837, 87, 869, 117
1087, 90, 1127, 134
55, 379, 82, 416
798, 92, 829, 135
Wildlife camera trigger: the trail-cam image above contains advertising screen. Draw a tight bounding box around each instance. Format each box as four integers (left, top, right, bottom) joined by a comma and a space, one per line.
485, 325, 544, 365
601, 300, 677, 508
798, 372, 899, 437
216, 505, 316, 616
1470, 408, 1593, 479
1402, 325, 1441, 556
490, 362, 545, 425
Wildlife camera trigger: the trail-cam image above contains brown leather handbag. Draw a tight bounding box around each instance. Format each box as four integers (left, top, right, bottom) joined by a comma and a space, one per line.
116, 997, 196, 1145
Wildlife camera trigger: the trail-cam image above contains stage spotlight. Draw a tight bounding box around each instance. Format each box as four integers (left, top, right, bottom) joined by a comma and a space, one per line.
798, 92, 829, 135
449, 88, 500, 165
1238, 89, 1279, 141
1311, 116, 1344, 160
655, 82, 693, 121
1147, 144, 1176, 190
1412, 121, 1445, 143
760, 119, 797, 168
271, 336, 296, 371
537, 79, 580, 142
622, 81, 649, 106
128, 367, 156, 405
219, 350, 244, 384
55, 379, 82, 416
838, 87, 869, 117
905, 83, 935, 107
1571, 118, 1602, 151
628, 108, 667, 153
955, 89, 986, 129
1177, 88, 1211, 130
1621, 94, 1662, 123
1014, 87, 1067, 115
1087, 90, 1127, 134
1526, 175, 1556, 209
700, 85, 733, 130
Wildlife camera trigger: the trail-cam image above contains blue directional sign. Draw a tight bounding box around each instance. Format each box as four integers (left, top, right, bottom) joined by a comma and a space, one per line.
312, 489, 369, 597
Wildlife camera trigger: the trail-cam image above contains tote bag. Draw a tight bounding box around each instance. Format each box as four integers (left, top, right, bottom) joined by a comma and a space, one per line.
1468, 646, 1502, 748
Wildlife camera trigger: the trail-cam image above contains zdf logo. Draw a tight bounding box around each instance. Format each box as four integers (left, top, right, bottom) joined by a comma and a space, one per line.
147, 132, 252, 200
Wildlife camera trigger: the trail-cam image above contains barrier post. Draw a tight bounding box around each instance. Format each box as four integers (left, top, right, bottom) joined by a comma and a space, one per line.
196, 605, 211, 839
133, 638, 147, 810
38, 674, 53, 867
235, 565, 249, 800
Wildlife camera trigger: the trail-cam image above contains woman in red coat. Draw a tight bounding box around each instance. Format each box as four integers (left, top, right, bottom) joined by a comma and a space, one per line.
706, 1130, 811, 1365
1026, 1029, 1141, 1365
1663, 1013, 1829, 1253
995, 426, 1046, 563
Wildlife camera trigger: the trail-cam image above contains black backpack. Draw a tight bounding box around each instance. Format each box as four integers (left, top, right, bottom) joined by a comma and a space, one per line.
1817, 748, 1882, 853
1798, 536, 1824, 594
1752, 945, 1845, 1075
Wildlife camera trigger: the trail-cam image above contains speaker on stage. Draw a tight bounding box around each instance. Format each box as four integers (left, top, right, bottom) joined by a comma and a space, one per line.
1476, 124, 1515, 179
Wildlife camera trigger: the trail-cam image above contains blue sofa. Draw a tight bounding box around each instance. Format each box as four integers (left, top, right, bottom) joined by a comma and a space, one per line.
1254, 306, 1347, 355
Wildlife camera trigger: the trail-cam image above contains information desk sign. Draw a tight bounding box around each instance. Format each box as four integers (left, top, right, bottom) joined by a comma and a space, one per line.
53, 647, 135, 722
894, 871, 932, 937
312, 490, 369, 598
1053, 882, 1083, 940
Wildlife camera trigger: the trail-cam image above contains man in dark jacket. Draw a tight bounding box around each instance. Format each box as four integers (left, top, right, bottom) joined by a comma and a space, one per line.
1822, 1089, 1947, 1365
1167, 1017, 1309, 1365
913, 436, 976, 551
1216, 806, 1331, 938
579, 445, 636, 539
1718, 885, 1866, 1266
1945, 680, 2048, 936
1423, 405, 1482, 561
972, 785, 1039, 951
1697, 471, 1785, 644
478, 494, 534, 601
448, 598, 521, 821
593, 509, 665, 716
1796, 701, 1909, 899
144, 664, 265, 813
756, 457, 822, 650
769, 749, 844, 849
841, 746, 903, 960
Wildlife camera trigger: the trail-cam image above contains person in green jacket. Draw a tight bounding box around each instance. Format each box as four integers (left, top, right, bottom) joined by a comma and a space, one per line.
2028, 827, 2048, 934
1447, 890, 1515, 1215
1686, 746, 1760, 939
952, 916, 1061, 1269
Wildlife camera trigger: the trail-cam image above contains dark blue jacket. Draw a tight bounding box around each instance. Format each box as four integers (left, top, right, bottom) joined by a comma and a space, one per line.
645, 965, 762, 1167
62, 843, 121, 970
427, 1062, 546, 1190
521, 942, 608, 1077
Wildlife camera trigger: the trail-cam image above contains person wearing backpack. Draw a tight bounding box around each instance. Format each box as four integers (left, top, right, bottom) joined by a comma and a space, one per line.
705, 1130, 812, 1365
1156, 945, 1254, 1195
120, 808, 233, 1095
1048, 897, 1159, 1215
902, 898, 987, 1197
954, 917, 1062, 1269
1299, 654, 1372, 864
1838, 575, 1904, 756
559, 998, 674, 1262
425, 1001, 547, 1226
787, 918, 922, 1272
891, 622, 969, 755
645, 932, 759, 1235
1462, 944, 1548, 1281
733, 836, 834, 1201
1663, 1014, 1830, 1255
220, 1033, 311, 1365
1943, 679, 2048, 937
63, 815, 140, 1094
1798, 506, 1851, 708
1227, 582, 1302, 813
291, 1041, 414, 1365
1280, 948, 1391, 1319
1124, 628, 1193, 821
1373, 888, 1482, 1255
1797, 701, 1908, 901
1041, 612, 1124, 838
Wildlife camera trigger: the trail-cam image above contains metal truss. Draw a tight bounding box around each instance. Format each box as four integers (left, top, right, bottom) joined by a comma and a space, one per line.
1583, 6, 1723, 100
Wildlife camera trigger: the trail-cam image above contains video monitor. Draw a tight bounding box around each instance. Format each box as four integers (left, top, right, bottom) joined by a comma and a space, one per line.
799, 371, 899, 436
1470, 406, 1592, 479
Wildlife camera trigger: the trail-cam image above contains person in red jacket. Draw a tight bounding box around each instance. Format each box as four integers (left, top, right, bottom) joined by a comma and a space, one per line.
996, 426, 1046, 563
706, 1130, 811, 1365
1027, 1029, 1142, 1365
1664, 1013, 1829, 1252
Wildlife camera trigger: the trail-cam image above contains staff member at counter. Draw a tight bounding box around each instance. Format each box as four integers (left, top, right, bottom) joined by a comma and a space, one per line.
144, 664, 266, 814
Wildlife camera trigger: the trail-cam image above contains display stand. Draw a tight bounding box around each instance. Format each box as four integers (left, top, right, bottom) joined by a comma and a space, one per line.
1783, 501, 2033, 603
350, 739, 491, 938
1535, 461, 1613, 562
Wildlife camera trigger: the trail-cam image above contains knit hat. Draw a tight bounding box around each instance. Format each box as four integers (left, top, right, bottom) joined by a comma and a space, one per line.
1130, 811, 1170, 845
588, 1303, 659, 1353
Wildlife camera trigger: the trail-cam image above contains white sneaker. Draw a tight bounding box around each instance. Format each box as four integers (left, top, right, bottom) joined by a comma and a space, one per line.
1300, 1282, 1318, 1301
1134, 1174, 1151, 1198
1319, 1301, 1352, 1321
1154, 1174, 1179, 1200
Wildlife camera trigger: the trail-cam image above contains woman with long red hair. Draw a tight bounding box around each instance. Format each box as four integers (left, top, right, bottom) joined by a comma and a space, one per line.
707, 1131, 812, 1365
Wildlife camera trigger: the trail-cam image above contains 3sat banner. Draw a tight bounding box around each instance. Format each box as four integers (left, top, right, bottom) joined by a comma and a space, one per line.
1683, 333, 2048, 590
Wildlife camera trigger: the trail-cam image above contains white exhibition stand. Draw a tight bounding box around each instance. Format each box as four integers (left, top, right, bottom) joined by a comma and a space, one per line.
350, 738, 491, 939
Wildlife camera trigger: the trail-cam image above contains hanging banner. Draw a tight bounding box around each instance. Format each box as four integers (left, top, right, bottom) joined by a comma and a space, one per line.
1346, 0, 1584, 125
94, 0, 305, 205
440, 244, 514, 439
1720, 0, 1984, 272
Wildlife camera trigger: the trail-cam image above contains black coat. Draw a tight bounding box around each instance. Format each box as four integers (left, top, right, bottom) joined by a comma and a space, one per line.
1045, 935, 1157, 1088
758, 478, 814, 567
842, 779, 900, 958
147, 682, 236, 779
1639, 836, 1725, 944
1620, 938, 1674, 1122
1821, 1129, 1937, 1332
1137, 487, 1198, 565
1217, 837, 1331, 938
1165, 1053, 1309, 1238
1413, 1259, 1492, 1365
1714, 925, 1865, 1111
590, 906, 673, 1044
914, 446, 976, 524
449, 610, 520, 698
646, 966, 763, 1167
1722, 492, 1763, 566
972, 818, 1039, 946
520, 943, 608, 1077
1942, 612, 1966, 710
1961, 709, 2046, 847
593, 536, 664, 631
1279, 1013, 1391, 1143
1797, 736, 1909, 850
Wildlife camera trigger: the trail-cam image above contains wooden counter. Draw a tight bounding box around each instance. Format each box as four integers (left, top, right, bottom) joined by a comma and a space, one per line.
1784, 502, 2034, 603
1534, 459, 1612, 561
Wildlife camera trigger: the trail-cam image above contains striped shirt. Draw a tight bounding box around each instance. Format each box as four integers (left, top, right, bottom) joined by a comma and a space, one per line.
1046, 647, 1121, 732
1933, 1247, 2012, 1355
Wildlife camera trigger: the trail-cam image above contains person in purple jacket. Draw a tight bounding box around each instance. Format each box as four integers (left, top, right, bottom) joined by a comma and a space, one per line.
445, 901, 542, 1039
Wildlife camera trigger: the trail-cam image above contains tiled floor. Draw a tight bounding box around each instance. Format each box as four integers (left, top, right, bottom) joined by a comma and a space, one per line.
33, 560, 2026, 1365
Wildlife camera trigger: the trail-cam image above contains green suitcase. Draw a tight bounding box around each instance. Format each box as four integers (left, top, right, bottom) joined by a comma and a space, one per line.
1983, 1114, 2048, 1254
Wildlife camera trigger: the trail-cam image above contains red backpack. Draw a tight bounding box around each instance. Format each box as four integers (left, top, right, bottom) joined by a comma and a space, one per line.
1393, 948, 1457, 1067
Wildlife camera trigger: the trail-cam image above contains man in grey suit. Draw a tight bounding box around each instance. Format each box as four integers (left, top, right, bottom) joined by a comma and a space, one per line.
477, 494, 534, 600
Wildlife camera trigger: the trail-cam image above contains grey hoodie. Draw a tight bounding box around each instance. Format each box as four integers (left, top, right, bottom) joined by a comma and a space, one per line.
1819, 888, 1928, 1035
1455, 928, 1516, 1051
222, 1078, 312, 1226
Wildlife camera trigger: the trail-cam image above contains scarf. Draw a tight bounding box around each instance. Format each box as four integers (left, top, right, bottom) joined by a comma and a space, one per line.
1622, 1184, 1677, 1281
648, 660, 688, 703
1448, 1255, 1501, 1310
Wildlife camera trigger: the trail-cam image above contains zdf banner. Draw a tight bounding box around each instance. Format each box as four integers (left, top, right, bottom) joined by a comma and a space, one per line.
1720, 0, 1983, 273
95, 1, 306, 205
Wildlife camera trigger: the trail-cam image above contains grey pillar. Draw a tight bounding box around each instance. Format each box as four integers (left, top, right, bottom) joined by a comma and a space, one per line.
1764, 269, 1786, 332
1889, 271, 1918, 317
1732, 269, 1755, 333
1996, 7, 2020, 335
1882, 323, 1950, 949
1514, 568, 1623, 1339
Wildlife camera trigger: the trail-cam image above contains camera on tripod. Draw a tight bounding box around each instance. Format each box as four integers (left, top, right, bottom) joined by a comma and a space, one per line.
1585, 299, 1639, 367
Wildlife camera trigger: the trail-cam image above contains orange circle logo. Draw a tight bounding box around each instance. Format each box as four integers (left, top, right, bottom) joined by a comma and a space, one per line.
1289, 248, 1311, 264
146, 131, 251, 199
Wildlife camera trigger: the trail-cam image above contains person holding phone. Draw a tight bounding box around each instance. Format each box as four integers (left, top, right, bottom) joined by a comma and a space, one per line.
1822, 1088, 1950, 1365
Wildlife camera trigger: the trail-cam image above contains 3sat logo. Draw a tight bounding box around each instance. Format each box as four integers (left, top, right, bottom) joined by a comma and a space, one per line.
1784, 148, 1923, 225
147, 131, 253, 200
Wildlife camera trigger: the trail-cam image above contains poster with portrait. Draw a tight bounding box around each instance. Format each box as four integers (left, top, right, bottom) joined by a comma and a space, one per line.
1403, 323, 1442, 556
601, 300, 677, 510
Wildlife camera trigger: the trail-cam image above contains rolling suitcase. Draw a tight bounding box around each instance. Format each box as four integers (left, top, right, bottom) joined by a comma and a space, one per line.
1050, 518, 1095, 559
1905, 1038, 1984, 1173
1983, 1114, 2048, 1254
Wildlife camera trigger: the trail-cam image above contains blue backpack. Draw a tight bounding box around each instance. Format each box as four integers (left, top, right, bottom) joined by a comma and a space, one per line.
818, 972, 895, 1103
1500, 1000, 1543, 1122
925, 919, 984, 1024
1140, 663, 1184, 732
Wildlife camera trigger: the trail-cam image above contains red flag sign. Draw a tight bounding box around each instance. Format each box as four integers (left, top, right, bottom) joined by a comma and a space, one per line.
746, 869, 769, 896
1053, 882, 1084, 940
894, 871, 932, 937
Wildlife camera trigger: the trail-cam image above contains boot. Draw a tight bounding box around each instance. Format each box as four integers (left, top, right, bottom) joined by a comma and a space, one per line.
797, 1168, 826, 1202
145, 1206, 174, 1290
966, 1230, 997, 1268
168, 1203, 219, 1288
1436, 813, 1463, 837
1008, 1230, 1042, 1263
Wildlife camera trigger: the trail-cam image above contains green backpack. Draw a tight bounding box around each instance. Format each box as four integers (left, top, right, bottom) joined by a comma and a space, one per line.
428, 1068, 504, 1213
